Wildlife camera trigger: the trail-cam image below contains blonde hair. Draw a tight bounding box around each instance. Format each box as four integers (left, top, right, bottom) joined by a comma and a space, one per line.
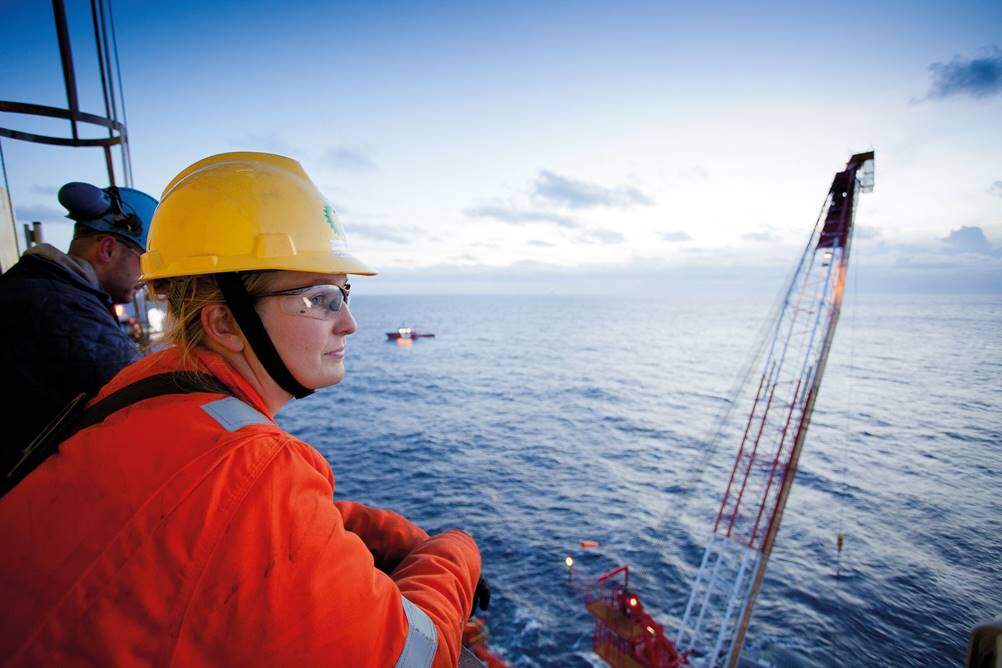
148, 272, 275, 367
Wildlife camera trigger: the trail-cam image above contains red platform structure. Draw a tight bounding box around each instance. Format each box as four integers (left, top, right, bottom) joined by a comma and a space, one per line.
585, 566, 687, 668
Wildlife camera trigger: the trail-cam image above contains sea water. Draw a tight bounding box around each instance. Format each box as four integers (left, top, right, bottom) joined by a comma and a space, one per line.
280, 292, 1001, 667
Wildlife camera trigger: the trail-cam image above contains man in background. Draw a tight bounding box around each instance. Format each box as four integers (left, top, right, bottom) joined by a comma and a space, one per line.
0, 182, 157, 454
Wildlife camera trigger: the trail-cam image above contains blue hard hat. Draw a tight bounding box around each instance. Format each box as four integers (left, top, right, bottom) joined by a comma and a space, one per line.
58, 182, 158, 251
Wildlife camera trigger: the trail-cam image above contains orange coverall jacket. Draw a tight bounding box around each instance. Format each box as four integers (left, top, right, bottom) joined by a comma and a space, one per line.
0, 347, 481, 667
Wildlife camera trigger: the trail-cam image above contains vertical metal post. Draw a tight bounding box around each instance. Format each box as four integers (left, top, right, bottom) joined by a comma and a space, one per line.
51, 0, 80, 142
103, 145, 116, 187
90, 0, 115, 127
97, 0, 131, 187
97, 0, 119, 126
106, 0, 134, 186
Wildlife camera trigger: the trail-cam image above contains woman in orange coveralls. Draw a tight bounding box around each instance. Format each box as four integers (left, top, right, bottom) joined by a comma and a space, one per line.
0, 153, 481, 667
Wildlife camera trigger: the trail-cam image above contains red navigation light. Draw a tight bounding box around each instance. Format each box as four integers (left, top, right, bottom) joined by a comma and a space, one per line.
628, 596, 638, 608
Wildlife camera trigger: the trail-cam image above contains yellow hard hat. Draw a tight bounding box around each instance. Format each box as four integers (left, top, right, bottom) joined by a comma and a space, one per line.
142, 152, 376, 280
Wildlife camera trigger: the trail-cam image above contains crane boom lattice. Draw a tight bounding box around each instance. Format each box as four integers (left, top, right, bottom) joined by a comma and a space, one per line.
674, 152, 875, 668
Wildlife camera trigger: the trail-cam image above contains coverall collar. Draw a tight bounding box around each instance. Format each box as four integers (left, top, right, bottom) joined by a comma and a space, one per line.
190, 347, 276, 419
104, 347, 276, 421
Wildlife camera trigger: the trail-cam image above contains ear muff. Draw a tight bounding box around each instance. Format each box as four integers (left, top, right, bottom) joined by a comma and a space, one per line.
58, 182, 111, 219
59, 182, 156, 250
105, 187, 144, 237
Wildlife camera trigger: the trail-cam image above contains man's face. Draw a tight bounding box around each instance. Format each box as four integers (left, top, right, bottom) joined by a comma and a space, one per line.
103, 237, 143, 304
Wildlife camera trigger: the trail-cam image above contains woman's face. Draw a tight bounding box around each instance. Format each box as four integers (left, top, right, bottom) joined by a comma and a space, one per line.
255, 271, 357, 390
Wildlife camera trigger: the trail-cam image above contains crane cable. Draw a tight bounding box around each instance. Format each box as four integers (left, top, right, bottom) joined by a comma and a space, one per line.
835, 225, 861, 578
648, 193, 832, 544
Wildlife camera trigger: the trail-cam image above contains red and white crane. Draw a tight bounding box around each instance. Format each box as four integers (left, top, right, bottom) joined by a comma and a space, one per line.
582, 152, 875, 668
673, 151, 874, 667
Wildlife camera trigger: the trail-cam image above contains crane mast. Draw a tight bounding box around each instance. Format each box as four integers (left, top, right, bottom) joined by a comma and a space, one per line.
673, 152, 875, 667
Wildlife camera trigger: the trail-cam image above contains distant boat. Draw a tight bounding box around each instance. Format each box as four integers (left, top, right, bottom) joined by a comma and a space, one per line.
386, 326, 435, 341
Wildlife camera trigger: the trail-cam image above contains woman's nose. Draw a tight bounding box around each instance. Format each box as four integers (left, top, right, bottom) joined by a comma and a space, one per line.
333, 303, 357, 335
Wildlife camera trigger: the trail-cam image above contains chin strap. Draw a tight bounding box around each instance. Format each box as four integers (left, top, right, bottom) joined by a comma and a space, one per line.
215, 272, 315, 400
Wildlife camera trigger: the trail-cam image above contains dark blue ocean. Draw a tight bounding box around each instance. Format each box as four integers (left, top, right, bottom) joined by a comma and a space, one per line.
279, 292, 1001, 667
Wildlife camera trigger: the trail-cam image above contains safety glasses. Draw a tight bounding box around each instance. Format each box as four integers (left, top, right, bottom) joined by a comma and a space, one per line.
115, 237, 143, 258
260, 283, 350, 320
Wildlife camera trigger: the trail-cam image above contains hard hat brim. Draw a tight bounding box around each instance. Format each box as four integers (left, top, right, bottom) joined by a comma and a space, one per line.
142, 250, 377, 280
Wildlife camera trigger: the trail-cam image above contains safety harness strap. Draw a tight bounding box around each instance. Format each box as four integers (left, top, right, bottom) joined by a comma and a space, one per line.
73, 372, 232, 433
215, 272, 314, 399
395, 596, 439, 668
1, 371, 231, 500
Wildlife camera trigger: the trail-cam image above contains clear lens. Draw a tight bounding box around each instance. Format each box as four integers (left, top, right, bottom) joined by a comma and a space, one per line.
274, 284, 348, 320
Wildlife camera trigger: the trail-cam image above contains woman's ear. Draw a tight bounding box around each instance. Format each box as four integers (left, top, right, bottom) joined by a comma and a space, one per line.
200, 304, 245, 353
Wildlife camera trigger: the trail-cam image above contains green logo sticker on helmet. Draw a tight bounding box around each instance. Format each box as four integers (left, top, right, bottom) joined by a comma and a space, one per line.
323, 204, 348, 251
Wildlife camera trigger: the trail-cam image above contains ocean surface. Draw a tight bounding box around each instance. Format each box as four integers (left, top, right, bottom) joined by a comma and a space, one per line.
279, 291, 1001, 667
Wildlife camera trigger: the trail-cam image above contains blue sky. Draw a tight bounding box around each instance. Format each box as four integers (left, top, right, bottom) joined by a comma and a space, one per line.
1, 0, 1000, 293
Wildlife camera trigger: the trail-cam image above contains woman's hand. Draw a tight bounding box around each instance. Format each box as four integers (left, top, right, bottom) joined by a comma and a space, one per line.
335, 501, 430, 572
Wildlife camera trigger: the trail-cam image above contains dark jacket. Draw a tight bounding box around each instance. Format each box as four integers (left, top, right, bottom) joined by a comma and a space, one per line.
0, 245, 139, 453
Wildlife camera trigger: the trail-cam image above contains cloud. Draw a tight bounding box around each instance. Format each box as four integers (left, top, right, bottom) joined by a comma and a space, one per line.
464, 204, 580, 229
741, 230, 780, 242
940, 226, 997, 255
531, 170, 654, 209
15, 204, 66, 222
678, 165, 710, 183
528, 239, 556, 247
660, 231, 692, 242
848, 231, 1001, 291
853, 226, 882, 240
579, 228, 625, 244
920, 48, 1002, 101
359, 231, 1001, 295
324, 145, 377, 172
229, 131, 298, 155
989, 181, 1002, 198
347, 222, 426, 244
30, 184, 58, 196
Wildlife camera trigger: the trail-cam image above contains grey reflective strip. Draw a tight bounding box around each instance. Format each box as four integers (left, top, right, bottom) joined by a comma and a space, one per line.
201, 397, 271, 432
459, 646, 487, 668
395, 596, 438, 668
